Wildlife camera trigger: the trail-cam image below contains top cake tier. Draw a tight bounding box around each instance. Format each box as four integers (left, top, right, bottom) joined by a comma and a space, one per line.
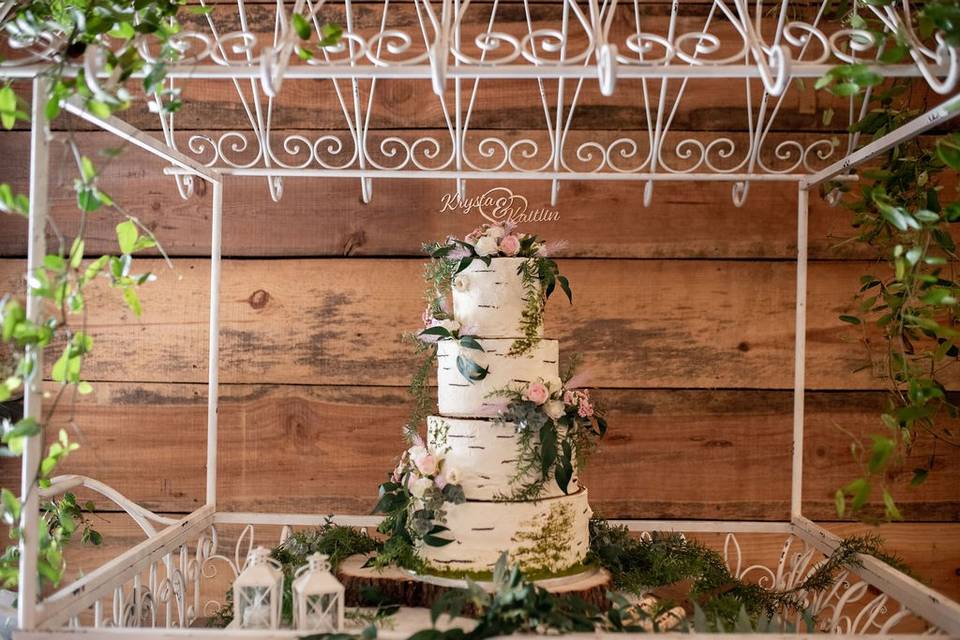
452, 257, 542, 339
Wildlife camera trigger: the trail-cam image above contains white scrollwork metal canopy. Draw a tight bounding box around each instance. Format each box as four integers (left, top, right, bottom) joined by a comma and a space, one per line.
2, 0, 958, 206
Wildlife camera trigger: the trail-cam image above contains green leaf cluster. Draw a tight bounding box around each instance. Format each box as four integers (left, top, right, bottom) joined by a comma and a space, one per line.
822, 79, 960, 521
587, 519, 909, 631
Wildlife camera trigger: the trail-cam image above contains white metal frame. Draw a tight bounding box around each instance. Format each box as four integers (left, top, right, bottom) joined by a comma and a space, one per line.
3, 0, 960, 636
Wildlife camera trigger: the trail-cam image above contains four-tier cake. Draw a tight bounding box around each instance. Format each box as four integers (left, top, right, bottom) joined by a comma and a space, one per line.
375, 223, 606, 578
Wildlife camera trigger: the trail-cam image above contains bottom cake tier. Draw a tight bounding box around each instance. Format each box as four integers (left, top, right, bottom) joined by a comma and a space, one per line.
416, 489, 592, 575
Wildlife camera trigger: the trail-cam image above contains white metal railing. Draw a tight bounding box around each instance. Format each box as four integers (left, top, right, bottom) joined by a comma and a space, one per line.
18, 513, 956, 636
2, 0, 957, 206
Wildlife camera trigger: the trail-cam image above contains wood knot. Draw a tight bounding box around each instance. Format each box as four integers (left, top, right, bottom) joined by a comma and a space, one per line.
248, 289, 270, 309
737, 341, 750, 352
343, 229, 367, 255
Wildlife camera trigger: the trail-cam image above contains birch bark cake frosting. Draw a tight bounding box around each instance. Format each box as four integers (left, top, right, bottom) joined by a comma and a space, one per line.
373, 223, 607, 578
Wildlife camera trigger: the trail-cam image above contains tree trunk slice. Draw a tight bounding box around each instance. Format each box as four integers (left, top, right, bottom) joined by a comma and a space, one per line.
337, 554, 613, 609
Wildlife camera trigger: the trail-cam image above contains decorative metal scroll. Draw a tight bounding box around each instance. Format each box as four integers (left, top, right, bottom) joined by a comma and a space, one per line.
2, 0, 957, 205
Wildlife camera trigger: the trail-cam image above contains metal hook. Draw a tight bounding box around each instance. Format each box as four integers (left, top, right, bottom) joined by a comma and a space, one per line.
360, 177, 373, 204
173, 174, 195, 201
268, 175, 284, 202
913, 35, 959, 95
642, 180, 654, 207
731, 180, 749, 207
759, 45, 791, 97
597, 43, 618, 97
430, 37, 449, 97
550, 179, 560, 207
259, 46, 283, 98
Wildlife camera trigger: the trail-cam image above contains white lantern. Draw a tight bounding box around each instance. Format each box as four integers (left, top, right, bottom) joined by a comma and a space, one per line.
292, 553, 345, 633
233, 546, 283, 629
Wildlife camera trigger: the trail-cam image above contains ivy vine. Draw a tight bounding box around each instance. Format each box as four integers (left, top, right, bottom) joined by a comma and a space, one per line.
819, 0, 960, 520
0, 0, 338, 592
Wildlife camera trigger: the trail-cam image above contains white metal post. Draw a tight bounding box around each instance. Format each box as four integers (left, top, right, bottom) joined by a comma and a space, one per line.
18, 76, 50, 630
791, 183, 809, 519
206, 180, 223, 507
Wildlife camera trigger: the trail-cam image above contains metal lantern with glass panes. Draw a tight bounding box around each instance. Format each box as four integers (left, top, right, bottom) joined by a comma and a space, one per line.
232, 546, 284, 629
292, 552, 345, 632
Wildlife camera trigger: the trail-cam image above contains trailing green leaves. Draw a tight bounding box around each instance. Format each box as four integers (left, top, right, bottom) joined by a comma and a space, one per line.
821, 72, 960, 522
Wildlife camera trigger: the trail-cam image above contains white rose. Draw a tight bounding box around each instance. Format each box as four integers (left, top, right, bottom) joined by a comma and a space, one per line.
486, 225, 506, 240
453, 275, 469, 292
474, 235, 500, 256
546, 377, 564, 393
445, 467, 462, 485
411, 477, 434, 499
440, 319, 461, 334
544, 399, 566, 420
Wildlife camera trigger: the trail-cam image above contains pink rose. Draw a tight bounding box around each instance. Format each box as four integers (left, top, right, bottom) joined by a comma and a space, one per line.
524, 381, 549, 405
499, 234, 521, 256
415, 453, 438, 476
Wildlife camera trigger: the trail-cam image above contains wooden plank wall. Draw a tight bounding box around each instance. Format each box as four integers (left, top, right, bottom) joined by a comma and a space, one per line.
0, 0, 958, 603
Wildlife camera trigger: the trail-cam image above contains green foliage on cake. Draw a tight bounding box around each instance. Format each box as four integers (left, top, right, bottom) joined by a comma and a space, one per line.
511, 503, 577, 573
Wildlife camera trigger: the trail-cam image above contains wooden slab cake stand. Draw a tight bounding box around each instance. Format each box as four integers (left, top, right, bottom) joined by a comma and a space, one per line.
337, 554, 613, 608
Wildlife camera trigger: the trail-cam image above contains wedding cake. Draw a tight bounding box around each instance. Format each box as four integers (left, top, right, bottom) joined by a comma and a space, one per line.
376, 223, 606, 578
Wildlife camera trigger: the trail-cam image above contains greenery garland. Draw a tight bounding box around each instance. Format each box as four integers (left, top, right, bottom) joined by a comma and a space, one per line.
817, 0, 960, 520
215, 519, 912, 636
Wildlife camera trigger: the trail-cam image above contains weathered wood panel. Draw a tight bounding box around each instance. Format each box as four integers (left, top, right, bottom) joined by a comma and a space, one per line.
1, 382, 956, 520
0, 257, 931, 390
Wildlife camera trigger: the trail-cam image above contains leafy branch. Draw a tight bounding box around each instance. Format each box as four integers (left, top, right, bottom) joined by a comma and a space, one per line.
817, 1, 960, 521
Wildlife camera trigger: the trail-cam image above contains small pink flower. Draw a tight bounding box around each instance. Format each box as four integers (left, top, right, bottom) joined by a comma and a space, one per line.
503, 221, 518, 235
525, 381, 549, 405
434, 473, 447, 490
499, 234, 521, 256
563, 390, 575, 404
422, 306, 434, 328
415, 453, 438, 476
465, 227, 485, 244
578, 398, 594, 418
